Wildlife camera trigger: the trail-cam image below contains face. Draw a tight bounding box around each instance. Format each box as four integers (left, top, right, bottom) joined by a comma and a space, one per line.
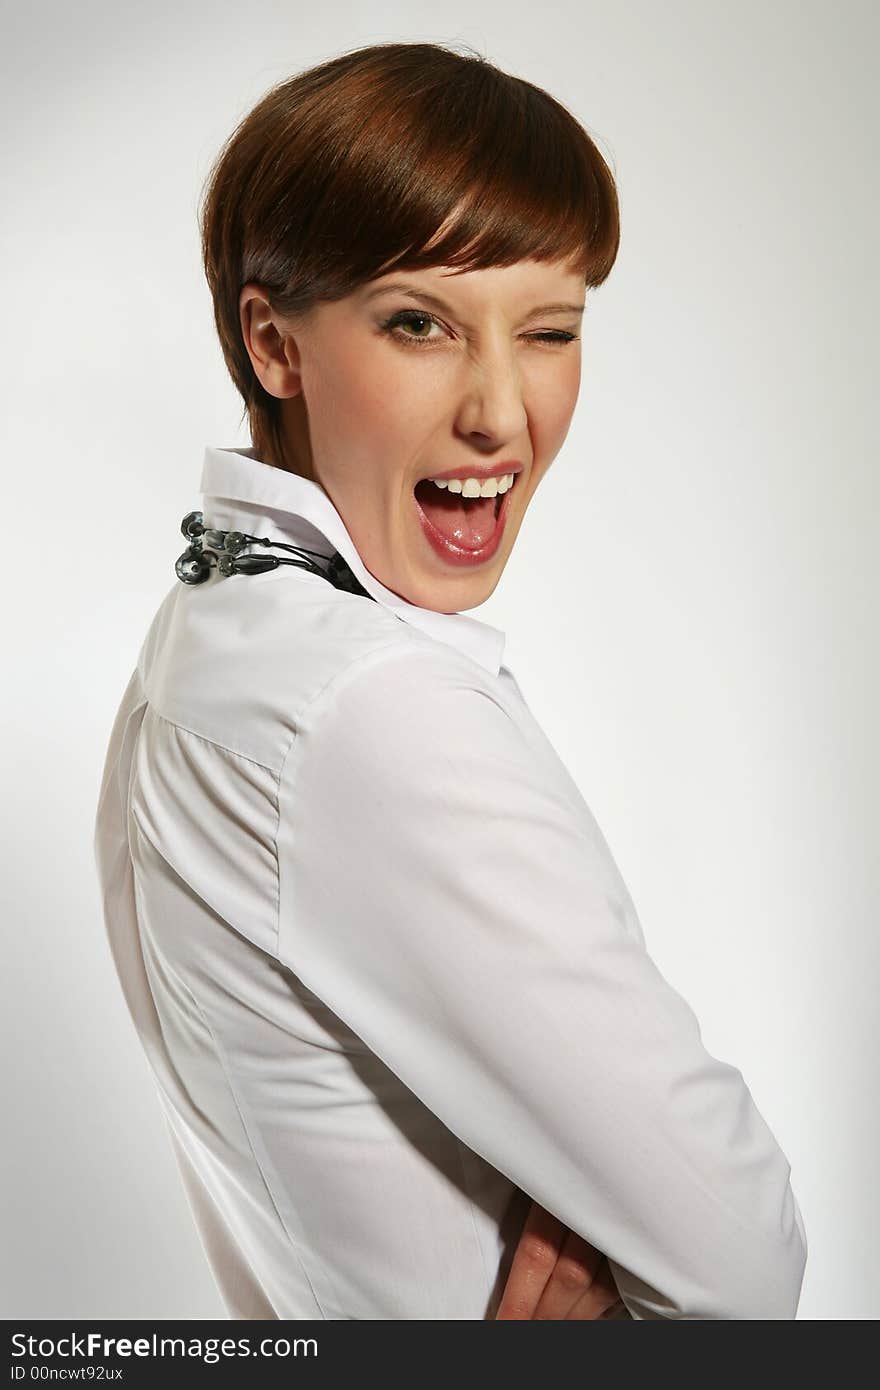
240, 257, 585, 614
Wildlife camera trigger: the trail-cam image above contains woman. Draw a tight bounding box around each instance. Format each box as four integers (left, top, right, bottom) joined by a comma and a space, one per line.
93, 41, 807, 1320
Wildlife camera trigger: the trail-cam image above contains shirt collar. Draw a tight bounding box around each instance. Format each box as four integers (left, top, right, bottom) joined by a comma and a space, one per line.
199, 445, 507, 678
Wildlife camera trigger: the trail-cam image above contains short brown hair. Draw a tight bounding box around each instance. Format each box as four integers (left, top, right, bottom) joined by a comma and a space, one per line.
199, 41, 620, 467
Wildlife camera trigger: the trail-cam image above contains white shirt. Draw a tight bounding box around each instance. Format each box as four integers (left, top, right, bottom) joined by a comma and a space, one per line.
93, 444, 808, 1320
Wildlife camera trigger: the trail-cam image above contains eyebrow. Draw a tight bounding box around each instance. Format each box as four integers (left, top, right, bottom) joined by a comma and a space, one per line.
363, 282, 586, 318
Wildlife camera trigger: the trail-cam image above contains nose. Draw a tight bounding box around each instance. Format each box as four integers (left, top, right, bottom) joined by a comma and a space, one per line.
454, 346, 528, 448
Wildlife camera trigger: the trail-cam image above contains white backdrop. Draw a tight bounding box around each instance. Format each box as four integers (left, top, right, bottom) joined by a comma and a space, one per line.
2, 0, 876, 1320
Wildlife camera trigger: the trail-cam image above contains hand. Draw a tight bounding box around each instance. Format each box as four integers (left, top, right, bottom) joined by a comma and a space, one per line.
495, 1197, 628, 1319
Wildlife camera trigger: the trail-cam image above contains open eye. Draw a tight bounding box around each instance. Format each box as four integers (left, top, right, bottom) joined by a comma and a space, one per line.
380, 309, 445, 347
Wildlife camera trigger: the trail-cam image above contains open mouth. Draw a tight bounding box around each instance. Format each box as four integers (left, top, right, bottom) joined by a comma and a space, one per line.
412, 475, 516, 564
414, 476, 508, 533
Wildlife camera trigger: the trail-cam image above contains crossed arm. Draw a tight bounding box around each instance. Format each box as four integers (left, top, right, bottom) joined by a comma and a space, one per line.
278, 640, 807, 1319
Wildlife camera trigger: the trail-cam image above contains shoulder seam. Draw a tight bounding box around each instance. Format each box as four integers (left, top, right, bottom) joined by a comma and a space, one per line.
272, 634, 430, 965
276, 634, 437, 779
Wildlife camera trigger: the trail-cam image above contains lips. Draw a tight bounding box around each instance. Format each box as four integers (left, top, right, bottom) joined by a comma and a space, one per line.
413, 475, 514, 567
418, 462, 523, 483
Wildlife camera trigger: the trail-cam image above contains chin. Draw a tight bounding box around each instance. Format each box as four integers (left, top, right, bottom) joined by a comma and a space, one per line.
421, 568, 503, 613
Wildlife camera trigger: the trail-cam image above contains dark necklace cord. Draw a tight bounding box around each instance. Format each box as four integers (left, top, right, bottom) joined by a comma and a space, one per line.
174, 510, 375, 600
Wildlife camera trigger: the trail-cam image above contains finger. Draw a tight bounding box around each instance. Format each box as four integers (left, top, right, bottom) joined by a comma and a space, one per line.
564, 1253, 625, 1320
531, 1229, 605, 1320
495, 1201, 568, 1319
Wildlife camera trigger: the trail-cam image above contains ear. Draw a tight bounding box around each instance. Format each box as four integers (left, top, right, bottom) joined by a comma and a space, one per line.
239, 282, 303, 400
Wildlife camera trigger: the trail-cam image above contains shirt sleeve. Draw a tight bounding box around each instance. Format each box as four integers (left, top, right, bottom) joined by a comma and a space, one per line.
275, 641, 808, 1320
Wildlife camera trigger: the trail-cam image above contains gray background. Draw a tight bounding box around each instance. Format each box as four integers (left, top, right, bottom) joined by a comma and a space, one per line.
2, 0, 876, 1319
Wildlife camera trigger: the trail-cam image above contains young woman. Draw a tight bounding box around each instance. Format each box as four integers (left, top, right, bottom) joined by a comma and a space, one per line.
93, 41, 807, 1320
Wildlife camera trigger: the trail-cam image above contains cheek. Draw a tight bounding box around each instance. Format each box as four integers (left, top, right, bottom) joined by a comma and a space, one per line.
314, 350, 429, 456
531, 367, 581, 456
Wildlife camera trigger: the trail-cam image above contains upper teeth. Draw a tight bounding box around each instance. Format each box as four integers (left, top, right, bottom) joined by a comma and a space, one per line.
428, 473, 516, 497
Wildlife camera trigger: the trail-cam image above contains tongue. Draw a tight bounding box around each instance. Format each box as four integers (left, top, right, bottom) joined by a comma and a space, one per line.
415, 480, 499, 548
